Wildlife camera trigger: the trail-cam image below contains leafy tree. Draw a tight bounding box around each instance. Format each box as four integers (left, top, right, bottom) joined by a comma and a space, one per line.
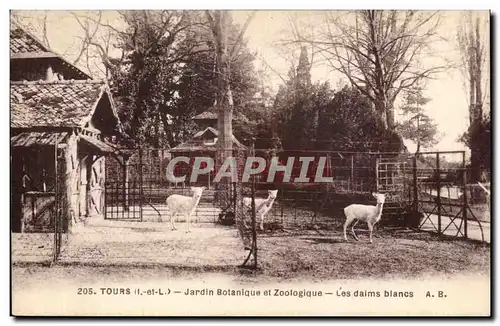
271, 46, 404, 154
273, 47, 327, 151
108, 10, 259, 148
396, 85, 439, 154
317, 86, 403, 152
109, 10, 199, 147
233, 86, 274, 148
281, 10, 446, 130
456, 12, 490, 182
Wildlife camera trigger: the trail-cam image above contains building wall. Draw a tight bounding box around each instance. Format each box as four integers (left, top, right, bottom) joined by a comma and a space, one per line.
10, 58, 86, 82
10, 147, 57, 232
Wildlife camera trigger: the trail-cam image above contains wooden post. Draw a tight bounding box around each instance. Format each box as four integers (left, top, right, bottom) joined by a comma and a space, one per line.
62, 134, 78, 233
436, 153, 441, 235
53, 138, 59, 262
19, 192, 26, 233
80, 156, 88, 219
14, 154, 27, 233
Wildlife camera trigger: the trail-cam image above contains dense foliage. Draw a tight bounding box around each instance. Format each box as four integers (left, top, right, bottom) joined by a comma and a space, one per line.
396, 85, 439, 154
106, 13, 405, 153
271, 47, 404, 153
108, 11, 259, 148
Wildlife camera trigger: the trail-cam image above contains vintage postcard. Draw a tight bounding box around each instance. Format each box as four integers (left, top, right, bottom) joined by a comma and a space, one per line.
10, 9, 491, 317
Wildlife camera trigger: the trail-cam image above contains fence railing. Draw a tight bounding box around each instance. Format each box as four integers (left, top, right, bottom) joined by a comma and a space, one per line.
12, 147, 490, 267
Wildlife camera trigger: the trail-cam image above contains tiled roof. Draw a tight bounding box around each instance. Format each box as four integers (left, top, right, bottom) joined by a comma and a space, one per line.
10, 23, 91, 79
11, 80, 116, 128
11, 131, 68, 148
193, 126, 219, 138
193, 110, 217, 120
11, 52, 59, 59
193, 108, 249, 122
171, 127, 247, 152
79, 134, 120, 155
10, 27, 50, 54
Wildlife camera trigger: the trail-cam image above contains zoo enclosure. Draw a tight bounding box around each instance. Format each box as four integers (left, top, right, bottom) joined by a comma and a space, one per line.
11, 145, 488, 266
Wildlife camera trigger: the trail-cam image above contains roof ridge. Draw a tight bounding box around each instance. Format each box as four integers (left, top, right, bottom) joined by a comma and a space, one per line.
10, 21, 52, 54
10, 22, 92, 79
11, 79, 106, 85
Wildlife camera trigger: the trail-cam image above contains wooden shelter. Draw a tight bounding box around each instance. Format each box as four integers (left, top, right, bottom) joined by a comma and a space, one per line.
170, 127, 247, 187
10, 23, 123, 233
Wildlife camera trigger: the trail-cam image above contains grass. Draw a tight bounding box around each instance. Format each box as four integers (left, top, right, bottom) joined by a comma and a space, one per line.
11, 199, 490, 284
12, 223, 490, 285
255, 227, 490, 282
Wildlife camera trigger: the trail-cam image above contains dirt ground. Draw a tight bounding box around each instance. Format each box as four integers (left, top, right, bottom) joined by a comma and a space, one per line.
12, 222, 490, 282
11, 222, 490, 316
256, 227, 490, 281
59, 222, 246, 266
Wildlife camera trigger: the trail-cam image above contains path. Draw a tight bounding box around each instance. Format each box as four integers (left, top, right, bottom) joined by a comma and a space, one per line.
420, 214, 490, 243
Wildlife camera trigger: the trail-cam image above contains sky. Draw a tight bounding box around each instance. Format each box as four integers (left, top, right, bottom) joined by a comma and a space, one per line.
11, 10, 490, 157
231, 10, 490, 155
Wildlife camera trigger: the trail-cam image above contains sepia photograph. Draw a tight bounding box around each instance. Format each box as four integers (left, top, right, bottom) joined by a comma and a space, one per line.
9, 8, 491, 317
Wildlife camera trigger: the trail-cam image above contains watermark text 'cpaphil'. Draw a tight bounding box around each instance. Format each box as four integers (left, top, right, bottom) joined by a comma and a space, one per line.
165, 156, 333, 183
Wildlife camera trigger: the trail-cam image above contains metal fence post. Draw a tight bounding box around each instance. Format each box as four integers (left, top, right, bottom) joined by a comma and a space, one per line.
122, 157, 129, 214
462, 152, 468, 239
53, 139, 58, 263
412, 155, 418, 213
436, 152, 441, 235
139, 148, 144, 222
250, 139, 258, 269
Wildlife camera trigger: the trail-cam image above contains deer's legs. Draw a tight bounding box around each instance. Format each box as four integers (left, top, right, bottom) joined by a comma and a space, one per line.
186, 213, 191, 233
368, 221, 374, 243
343, 218, 352, 241
259, 213, 265, 231
170, 212, 178, 230
351, 220, 359, 241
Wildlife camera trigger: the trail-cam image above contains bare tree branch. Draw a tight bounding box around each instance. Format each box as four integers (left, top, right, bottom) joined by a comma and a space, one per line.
42, 12, 50, 48
229, 11, 256, 59
278, 10, 446, 129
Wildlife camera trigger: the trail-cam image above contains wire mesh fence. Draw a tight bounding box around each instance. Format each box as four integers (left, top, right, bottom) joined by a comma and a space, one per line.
53, 147, 253, 267
11, 145, 489, 267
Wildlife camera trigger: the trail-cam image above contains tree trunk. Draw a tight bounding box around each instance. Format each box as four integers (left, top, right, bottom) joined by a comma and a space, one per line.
386, 103, 395, 130
386, 89, 396, 130
214, 11, 233, 164
415, 114, 421, 154
468, 17, 483, 184
213, 11, 233, 208
375, 98, 389, 130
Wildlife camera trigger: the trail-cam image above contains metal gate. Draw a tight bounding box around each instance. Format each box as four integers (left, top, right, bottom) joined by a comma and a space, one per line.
412, 151, 485, 241
104, 149, 142, 220
103, 148, 226, 223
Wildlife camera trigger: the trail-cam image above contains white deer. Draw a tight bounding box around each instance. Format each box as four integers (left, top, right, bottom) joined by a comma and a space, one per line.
164, 186, 206, 232
243, 190, 278, 231
343, 192, 386, 243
